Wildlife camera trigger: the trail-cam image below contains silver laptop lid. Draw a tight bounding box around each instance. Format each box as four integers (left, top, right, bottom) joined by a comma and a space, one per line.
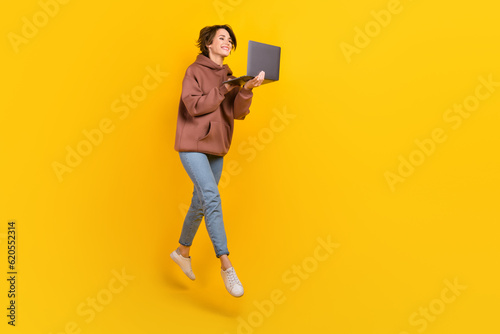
247, 40, 281, 81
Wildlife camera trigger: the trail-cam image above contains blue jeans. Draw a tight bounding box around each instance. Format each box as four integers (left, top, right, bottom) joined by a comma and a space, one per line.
178, 152, 229, 258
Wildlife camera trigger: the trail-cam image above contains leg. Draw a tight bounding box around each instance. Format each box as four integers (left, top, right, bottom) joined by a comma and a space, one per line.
179, 152, 229, 258
178, 185, 204, 257
205, 154, 233, 270
219, 255, 232, 270
204, 154, 243, 296
176, 152, 243, 296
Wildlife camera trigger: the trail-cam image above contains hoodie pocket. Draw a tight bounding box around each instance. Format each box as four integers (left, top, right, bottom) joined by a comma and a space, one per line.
197, 121, 231, 154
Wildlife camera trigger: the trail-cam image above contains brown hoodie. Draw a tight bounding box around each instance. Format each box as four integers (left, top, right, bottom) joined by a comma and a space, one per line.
174, 54, 254, 156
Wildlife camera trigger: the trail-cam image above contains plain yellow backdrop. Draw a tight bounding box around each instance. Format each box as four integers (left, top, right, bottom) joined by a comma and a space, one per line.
1, 0, 499, 333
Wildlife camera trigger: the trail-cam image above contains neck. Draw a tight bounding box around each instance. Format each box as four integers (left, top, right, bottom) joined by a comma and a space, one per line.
209, 53, 224, 67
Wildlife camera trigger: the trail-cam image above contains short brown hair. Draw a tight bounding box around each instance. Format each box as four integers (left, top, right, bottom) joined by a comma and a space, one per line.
196, 25, 237, 57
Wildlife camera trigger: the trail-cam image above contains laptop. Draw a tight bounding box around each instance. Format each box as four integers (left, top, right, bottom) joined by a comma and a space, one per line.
223, 40, 281, 86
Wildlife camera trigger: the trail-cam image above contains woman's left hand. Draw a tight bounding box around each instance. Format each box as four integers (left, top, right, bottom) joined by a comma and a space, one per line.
244, 71, 265, 90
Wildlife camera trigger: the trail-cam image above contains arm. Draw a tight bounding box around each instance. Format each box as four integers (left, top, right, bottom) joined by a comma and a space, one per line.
181, 70, 230, 117
233, 71, 265, 120
233, 86, 253, 120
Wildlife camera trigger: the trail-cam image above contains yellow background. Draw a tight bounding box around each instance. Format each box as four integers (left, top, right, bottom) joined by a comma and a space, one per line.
1, 0, 499, 333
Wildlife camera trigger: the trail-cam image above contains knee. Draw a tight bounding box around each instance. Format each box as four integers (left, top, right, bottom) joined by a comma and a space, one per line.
189, 196, 203, 211
201, 192, 221, 210
198, 186, 220, 203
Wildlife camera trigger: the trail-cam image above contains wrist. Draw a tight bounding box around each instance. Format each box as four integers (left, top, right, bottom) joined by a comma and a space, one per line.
220, 84, 229, 95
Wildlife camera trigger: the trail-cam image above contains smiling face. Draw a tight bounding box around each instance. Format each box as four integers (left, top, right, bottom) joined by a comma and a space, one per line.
207, 29, 233, 58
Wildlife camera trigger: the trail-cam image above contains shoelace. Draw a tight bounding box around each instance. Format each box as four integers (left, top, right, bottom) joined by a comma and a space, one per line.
226, 269, 242, 288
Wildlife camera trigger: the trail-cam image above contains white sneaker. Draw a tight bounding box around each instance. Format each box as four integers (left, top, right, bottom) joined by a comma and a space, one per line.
221, 267, 244, 297
170, 249, 195, 280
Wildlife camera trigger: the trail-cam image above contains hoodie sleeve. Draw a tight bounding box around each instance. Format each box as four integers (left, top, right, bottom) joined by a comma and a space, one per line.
181, 69, 229, 117
233, 86, 253, 120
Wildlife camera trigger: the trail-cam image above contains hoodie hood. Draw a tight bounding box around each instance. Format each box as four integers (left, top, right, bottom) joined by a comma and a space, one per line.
195, 54, 233, 76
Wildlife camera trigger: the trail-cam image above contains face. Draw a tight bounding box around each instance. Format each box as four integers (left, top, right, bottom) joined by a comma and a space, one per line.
207, 29, 233, 58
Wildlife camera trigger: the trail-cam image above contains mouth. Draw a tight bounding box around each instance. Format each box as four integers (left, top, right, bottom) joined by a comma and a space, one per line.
221, 46, 230, 51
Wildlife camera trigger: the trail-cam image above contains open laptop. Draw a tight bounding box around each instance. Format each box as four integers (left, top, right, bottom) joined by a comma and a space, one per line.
223, 40, 281, 86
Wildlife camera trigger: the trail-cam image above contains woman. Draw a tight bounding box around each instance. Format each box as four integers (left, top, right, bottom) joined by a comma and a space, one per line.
171, 24, 265, 297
